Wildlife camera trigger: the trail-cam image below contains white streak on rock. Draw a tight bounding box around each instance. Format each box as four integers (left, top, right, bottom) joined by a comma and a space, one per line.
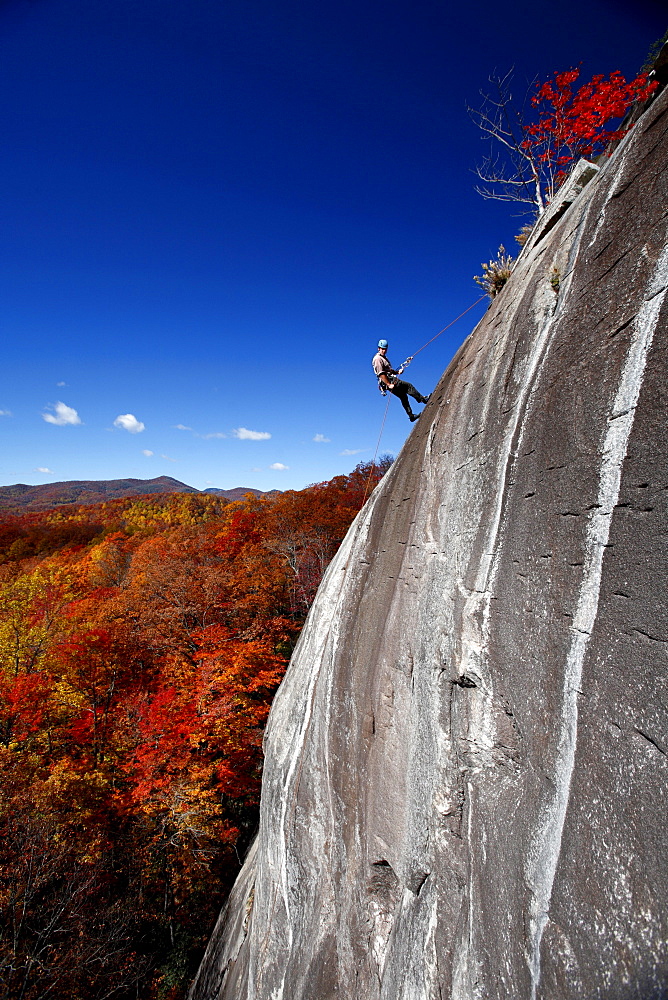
452, 186, 602, 997
527, 241, 668, 999
264, 488, 382, 1000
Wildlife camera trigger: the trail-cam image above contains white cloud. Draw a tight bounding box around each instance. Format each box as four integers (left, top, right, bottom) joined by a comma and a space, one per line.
340, 448, 364, 456
56, 381, 66, 387
34, 467, 54, 474
114, 413, 145, 434
42, 401, 82, 426
0, 409, 12, 417
233, 427, 271, 441
270, 462, 289, 470
175, 424, 192, 431
201, 431, 227, 439
142, 449, 154, 457
313, 433, 331, 443
160, 454, 177, 462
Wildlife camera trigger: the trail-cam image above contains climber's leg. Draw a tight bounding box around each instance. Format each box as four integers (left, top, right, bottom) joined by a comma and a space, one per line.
390, 382, 416, 420
403, 381, 430, 405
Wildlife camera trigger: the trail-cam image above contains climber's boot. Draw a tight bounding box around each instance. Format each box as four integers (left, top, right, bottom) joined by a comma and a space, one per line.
420, 394, 431, 404
409, 412, 419, 422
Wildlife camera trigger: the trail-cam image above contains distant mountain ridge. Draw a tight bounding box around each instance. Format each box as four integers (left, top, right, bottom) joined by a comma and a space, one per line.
0, 476, 279, 513
202, 486, 280, 501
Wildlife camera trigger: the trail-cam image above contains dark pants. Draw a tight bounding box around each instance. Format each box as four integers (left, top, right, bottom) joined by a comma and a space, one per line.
390, 379, 425, 418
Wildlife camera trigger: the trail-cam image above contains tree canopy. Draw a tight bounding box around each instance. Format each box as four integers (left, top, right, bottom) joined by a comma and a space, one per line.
0, 458, 392, 1000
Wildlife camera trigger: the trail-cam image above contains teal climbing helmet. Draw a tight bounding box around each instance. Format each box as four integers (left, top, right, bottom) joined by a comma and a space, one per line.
377, 339, 388, 349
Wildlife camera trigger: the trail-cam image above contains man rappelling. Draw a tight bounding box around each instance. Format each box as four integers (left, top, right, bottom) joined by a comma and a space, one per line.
372, 340, 431, 421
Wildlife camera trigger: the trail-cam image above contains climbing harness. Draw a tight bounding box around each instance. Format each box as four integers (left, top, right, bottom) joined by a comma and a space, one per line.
362, 294, 487, 505
377, 373, 397, 395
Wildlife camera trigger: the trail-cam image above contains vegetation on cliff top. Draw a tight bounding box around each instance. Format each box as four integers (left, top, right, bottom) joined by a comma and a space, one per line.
470, 65, 658, 216
470, 62, 659, 298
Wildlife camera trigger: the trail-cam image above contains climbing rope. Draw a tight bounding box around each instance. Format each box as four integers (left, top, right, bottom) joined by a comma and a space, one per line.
362, 394, 391, 505
396, 294, 487, 372
361, 294, 487, 506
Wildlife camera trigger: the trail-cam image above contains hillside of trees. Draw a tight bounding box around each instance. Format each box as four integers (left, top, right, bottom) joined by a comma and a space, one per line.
0, 458, 391, 1000
0, 476, 280, 514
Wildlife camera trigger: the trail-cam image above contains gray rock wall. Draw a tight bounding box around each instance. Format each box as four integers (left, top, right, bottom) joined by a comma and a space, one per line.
190, 87, 668, 1000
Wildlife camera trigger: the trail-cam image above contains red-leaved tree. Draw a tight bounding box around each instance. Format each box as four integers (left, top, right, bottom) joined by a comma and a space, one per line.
470, 67, 658, 215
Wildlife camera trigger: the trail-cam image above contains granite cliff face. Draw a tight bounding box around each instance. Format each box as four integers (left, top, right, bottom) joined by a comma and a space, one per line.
191, 88, 668, 1000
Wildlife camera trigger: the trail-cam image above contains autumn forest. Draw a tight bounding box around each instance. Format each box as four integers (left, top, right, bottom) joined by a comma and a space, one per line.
0, 458, 392, 1000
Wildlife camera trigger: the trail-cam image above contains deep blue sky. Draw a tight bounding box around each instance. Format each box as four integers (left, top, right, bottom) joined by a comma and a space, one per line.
1, 0, 664, 490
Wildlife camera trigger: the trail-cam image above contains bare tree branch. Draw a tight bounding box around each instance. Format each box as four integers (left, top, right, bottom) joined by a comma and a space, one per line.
468, 70, 545, 216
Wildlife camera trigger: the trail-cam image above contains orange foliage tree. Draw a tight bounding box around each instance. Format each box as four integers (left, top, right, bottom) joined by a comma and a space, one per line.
0, 458, 391, 998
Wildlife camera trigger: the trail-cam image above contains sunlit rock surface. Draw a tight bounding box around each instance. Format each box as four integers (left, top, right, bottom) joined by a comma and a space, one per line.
191, 88, 668, 1000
